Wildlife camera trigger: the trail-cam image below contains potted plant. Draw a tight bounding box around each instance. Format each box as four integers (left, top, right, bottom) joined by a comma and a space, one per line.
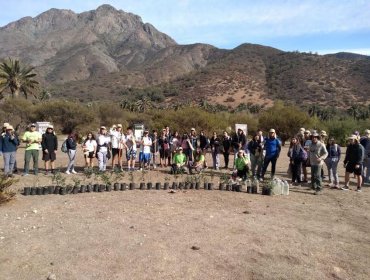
52, 171, 66, 195
128, 171, 136, 190
163, 176, 170, 190
72, 177, 81, 194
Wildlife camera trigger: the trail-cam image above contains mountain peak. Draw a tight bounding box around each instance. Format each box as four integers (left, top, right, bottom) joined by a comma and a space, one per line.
96, 4, 117, 12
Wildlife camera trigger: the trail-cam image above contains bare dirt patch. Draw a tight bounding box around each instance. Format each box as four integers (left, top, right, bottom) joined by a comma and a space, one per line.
0, 146, 369, 280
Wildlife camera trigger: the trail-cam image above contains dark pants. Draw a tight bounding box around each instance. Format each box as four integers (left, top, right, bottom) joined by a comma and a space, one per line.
291, 160, 302, 183
262, 155, 278, 179
223, 152, 230, 168
24, 149, 39, 175
237, 167, 248, 180
311, 165, 323, 191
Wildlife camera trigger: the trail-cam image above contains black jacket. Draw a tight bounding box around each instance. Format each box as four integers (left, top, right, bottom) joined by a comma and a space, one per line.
344, 143, 363, 165
41, 132, 58, 152
232, 133, 246, 150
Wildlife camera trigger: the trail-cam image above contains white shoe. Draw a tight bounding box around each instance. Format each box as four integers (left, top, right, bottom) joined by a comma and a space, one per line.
71, 170, 77, 174
65, 171, 70, 174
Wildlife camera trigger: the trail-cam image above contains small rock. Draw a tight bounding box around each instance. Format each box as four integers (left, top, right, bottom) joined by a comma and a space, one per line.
209, 215, 214, 218
32, 226, 36, 229
191, 246, 200, 250
242, 210, 251, 214
50, 262, 54, 266
0, 236, 5, 240
47, 273, 57, 280
16, 217, 21, 220
32, 210, 38, 214
129, 226, 135, 229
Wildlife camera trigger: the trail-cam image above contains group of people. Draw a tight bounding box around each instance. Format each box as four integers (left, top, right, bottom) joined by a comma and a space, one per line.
287, 128, 370, 194
1, 121, 369, 195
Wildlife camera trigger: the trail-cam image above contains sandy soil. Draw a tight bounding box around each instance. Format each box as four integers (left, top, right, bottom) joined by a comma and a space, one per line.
0, 143, 369, 280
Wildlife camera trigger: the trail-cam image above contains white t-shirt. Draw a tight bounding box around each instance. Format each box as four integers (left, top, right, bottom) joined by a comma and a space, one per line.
110, 130, 124, 149
142, 136, 152, 154
97, 134, 110, 152
84, 139, 97, 152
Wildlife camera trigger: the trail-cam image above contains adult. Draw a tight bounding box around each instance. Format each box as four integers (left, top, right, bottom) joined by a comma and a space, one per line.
320, 130, 328, 179
150, 130, 159, 169
41, 125, 58, 175
222, 131, 232, 169
170, 131, 181, 163
124, 127, 136, 171
302, 130, 312, 182
261, 129, 281, 180
287, 136, 304, 185
2, 122, 18, 174
232, 128, 247, 167
158, 129, 171, 167
309, 132, 328, 194
257, 128, 264, 143
188, 148, 205, 174
82, 132, 97, 168
181, 133, 193, 163
171, 147, 187, 174
210, 132, 221, 170
234, 150, 249, 181
360, 129, 370, 184
199, 131, 208, 167
65, 132, 78, 174
97, 126, 111, 172
110, 124, 124, 171
342, 135, 364, 192
248, 134, 264, 180
22, 123, 42, 176
0, 125, 19, 177
325, 138, 341, 189
189, 128, 198, 161
140, 130, 152, 170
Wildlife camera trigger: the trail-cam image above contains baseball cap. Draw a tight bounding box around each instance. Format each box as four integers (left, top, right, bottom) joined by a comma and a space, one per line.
269, 129, 276, 133
100, 126, 106, 130
30, 123, 36, 127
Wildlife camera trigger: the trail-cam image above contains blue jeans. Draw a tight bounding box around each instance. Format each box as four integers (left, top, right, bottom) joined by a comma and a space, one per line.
325, 157, 339, 185
3, 152, 16, 175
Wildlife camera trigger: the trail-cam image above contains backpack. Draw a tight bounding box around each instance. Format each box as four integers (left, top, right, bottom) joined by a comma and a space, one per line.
299, 147, 308, 161
61, 140, 68, 153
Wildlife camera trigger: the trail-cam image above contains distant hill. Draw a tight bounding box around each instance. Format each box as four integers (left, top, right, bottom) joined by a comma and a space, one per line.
1, 5, 369, 108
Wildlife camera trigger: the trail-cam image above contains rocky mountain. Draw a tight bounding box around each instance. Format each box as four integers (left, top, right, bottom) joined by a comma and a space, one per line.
1, 5, 369, 108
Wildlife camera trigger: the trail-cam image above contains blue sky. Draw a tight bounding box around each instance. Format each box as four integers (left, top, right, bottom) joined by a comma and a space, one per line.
0, 0, 369, 54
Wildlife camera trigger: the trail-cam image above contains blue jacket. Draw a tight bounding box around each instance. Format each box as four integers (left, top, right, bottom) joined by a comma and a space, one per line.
264, 137, 281, 158
0, 132, 19, 153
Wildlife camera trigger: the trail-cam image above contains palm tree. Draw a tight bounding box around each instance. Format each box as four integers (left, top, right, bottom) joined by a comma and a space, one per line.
135, 97, 153, 112
0, 58, 39, 99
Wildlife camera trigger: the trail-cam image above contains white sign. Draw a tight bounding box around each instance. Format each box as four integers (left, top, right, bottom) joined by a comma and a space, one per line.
36, 122, 51, 134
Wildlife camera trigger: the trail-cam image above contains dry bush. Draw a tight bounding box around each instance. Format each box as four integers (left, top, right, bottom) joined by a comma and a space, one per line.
0, 175, 17, 205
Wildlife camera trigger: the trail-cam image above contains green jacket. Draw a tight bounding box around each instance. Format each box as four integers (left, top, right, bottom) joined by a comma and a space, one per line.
173, 153, 186, 165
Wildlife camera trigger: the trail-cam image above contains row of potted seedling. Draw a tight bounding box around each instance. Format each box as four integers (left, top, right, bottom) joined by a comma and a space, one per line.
23, 182, 272, 195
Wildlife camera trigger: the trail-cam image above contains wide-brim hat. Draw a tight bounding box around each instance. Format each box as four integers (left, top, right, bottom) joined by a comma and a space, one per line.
6, 125, 14, 130
365, 129, 370, 135
269, 129, 276, 133
320, 130, 327, 137
117, 124, 122, 128
311, 132, 320, 137
3, 122, 10, 128
100, 126, 106, 130
47, 125, 54, 129
347, 135, 358, 141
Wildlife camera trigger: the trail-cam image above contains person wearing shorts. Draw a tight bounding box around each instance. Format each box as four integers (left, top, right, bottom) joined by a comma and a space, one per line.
124, 127, 137, 171
342, 135, 364, 192
110, 124, 124, 171
139, 130, 152, 170
41, 125, 57, 175
82, 132, 97, 168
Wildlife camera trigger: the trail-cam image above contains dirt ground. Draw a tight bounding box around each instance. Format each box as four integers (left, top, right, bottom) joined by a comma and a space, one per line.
0, 143, 369, 280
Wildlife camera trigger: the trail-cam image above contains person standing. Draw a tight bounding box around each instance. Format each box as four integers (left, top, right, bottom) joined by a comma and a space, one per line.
222, 131, 232, 169
82, 132, 97, 168
41, 125, 58, 175
261, 129, 281, 180
199, 130, 209, 168
302, 130, 312, 183
342, 135, 364, 192
309, 132, 328, 195
189, 128, 198, 162
232, 129, 247, 168
65, 132, 78, 174
124, 127, 136, 171
248, 134, 264, 180
110, 124, 124, 171
325, 138, 341, 189
158, 129, 171, 167
287, 136, 304, 185
0, 125, 19, 177
22, 123, 42, 176
360, 129, 370, 184
150, 130, 159, 169
209, 131, 221, 170
140, 130, 152, 170
97, 126, 111, 172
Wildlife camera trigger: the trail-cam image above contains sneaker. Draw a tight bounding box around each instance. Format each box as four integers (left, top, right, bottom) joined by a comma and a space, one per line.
314, 190, 321, 195
341, 186, 349, 191
45, 170, 49, 175
71, 170, 77, 174
356, 187, 362, 192
22, 173, 29, 176
65, 170, 71, 175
